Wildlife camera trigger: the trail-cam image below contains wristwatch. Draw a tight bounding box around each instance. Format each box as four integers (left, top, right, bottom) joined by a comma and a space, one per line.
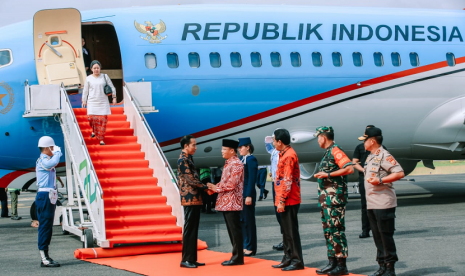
379, 177, 383, 185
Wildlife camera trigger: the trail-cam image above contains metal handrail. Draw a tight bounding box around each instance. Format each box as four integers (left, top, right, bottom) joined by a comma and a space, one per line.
123, 83, 178, 187
59, 83, 103, 195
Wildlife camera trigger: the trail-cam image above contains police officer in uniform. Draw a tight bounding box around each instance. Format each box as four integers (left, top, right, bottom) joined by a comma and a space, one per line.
36, 136, 62, 268
313, 126, 353, 276
359, 127, 404, 276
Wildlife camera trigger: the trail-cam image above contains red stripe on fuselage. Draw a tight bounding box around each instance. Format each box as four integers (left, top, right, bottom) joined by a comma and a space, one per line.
159, 58, 464, 147
0, 171, 29, 188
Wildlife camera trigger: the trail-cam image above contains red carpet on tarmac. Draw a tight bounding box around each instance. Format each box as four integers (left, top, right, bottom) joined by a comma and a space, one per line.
86, 249, 366, 276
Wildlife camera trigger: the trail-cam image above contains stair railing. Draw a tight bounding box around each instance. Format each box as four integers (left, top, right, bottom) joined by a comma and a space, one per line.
59, 84, 109, 247
123, 83, 183, 228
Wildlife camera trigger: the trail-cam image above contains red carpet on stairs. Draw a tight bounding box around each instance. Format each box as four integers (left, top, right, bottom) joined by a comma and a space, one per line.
73, 107, 183, 248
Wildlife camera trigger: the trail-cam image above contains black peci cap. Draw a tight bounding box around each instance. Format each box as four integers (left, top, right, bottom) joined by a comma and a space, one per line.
358, 127, 382, 141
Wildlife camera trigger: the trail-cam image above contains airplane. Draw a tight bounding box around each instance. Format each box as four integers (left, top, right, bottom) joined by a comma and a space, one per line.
1, 4, 465, 200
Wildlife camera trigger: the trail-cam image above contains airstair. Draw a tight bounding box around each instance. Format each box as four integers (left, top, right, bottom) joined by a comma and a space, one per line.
55, 82, 183, 248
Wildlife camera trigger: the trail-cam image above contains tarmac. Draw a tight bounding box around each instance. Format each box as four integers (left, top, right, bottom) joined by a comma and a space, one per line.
0, 174, 464, 276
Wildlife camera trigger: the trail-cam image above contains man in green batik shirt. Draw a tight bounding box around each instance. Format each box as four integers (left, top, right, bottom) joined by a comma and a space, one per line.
313, 126, 354, 276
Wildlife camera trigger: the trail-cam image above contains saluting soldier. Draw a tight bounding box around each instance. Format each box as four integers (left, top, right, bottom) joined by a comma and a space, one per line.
359, 127, 404, 276
313, 126, 353, 276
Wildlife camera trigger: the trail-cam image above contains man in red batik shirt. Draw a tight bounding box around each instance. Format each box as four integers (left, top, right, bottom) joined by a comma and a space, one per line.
208, 139, 244, 266
271, 129, 304, 271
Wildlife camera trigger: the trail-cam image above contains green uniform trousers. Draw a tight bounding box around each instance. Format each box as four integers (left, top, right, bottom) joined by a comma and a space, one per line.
320, 205, 348, 258
9, 192, 18, 217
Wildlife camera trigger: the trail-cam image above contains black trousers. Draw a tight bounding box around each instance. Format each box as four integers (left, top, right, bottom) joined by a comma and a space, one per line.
0, 188, 8, 217
223, 211, 244, 263
280, 204, 304, 266
241, 201, 257, 252
182, 206, 201, 262
271, 182, 282, 234
367, 208, 398, 264
359, 174, 371, 233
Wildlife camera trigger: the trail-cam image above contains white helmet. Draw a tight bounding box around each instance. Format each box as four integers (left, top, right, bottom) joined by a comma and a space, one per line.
38, 136, 56, 147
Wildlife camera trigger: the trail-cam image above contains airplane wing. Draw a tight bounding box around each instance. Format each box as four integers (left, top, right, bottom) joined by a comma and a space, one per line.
134, 20, 147, 34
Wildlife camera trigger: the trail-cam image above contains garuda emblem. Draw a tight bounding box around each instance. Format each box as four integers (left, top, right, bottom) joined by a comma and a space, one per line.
134, 20, 167, 44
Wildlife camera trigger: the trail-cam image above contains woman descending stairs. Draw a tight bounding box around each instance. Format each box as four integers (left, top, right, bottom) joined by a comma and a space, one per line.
73, 107, 182, 248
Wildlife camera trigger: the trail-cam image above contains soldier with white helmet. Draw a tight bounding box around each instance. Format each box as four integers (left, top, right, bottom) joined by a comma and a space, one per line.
35, 136, 62, 268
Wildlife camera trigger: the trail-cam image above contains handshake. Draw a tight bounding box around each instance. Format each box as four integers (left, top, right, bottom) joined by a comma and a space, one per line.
206, 183, 217, 195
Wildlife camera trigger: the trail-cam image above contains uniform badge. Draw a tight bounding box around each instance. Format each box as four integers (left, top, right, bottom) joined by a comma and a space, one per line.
386, 156, 397, 165
371, 173, 376, 177
375, 149, 381, 155
134, 20, 167, 44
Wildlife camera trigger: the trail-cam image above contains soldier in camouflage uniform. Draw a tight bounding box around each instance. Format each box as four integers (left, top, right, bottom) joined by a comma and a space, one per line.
313, 126, 354, 276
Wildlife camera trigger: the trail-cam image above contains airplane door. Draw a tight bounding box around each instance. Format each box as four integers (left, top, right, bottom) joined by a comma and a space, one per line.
33, 9, 86, 88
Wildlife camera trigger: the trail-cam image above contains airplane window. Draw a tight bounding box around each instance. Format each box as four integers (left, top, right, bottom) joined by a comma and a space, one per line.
391, 52, 401, 67
0, 49, 12, 67
230, 52, 242, 68
332, 52, 342, 67
189, 52, 200, 68
144, 53, 157, 69
251, 52, 262, 67
374, 52, 384, 67
446, 53, 456, 67
210, 52, 221, 68
312, 52, 322, 67
270, 52, 281, 67
167, 53, 179, 68
290, 52, 301, 67
352, 52, 363, 67
409, 52, 419, 67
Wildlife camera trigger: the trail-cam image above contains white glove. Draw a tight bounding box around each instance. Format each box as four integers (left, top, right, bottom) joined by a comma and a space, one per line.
265, 136, 273, 143
52, 146, 61, 154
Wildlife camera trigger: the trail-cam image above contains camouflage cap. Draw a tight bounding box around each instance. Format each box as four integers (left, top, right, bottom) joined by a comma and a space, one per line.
314, 126, 334, 137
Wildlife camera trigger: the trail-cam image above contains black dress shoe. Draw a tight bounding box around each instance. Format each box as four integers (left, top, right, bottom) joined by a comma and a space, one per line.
264, 189, 269, 199
272, 261, 290, 268
244, 250, 256, 256
180, 261, 197, 268
282, 264, 304, 271
272, 242, 284, 251
359, 231, 370, 238
194, 261, 205, 266
221, 260, 244, 266
258, 197, 263, 201
11, 216, 22, 220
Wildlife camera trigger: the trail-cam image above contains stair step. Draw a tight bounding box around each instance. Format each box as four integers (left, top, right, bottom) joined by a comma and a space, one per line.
81, 128, 134, 137
99, 176, 158, 186
89, 151, 145, 161
76, 114, 127, 122
84, 136, 138, 145
96, 167, 154, 178
108, 233, 183, 246
79, 121, 130, 129
105, 204, 172, 217
103, 195, 167, 207
94, 159, 150, 170
106, 225, 182, 238
74, 107, 124, 116
105, 215, 177, 229
102, 185, 162, 196
87, 143, 141, 153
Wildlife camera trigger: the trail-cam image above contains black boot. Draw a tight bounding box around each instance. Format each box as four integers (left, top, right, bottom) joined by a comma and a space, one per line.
382, 263, 396, 276
316, 257, 337, 275
369, 262, 386, 276
40, 250, 60, 267
327, 258, 349, 275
